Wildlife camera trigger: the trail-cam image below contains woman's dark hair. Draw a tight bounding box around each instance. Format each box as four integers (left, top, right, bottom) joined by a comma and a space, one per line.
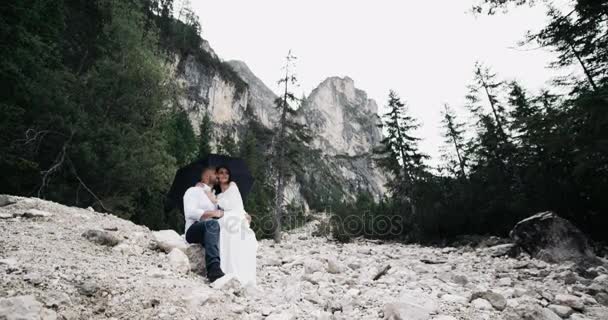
213, 165, 232, 195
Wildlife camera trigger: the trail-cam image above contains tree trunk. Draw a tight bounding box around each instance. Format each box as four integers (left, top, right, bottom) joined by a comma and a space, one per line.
444, 105, 467, 179
273, 66, 290, 243
451, 134, 467, 179
567, 41, 598, 92
478, 70, 507, 140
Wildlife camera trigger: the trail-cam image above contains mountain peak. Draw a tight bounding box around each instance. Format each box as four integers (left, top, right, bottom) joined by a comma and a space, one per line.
307, 76, 378, 116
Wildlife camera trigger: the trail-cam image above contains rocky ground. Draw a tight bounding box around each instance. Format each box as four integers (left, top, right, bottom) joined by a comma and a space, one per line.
1, 195, 607, 320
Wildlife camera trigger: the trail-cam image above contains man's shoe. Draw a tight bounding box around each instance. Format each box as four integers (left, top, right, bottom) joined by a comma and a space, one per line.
207, 264, 225, 283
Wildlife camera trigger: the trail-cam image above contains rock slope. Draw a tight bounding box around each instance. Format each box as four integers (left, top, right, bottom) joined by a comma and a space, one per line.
2, 195, 607, 320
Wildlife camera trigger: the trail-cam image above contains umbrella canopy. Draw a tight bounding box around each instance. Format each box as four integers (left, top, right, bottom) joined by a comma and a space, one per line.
165, 154, 254, 212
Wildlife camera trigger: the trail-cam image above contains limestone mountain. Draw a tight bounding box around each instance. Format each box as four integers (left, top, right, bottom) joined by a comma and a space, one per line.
296, 77, 387, 202
170, 41, 387, 208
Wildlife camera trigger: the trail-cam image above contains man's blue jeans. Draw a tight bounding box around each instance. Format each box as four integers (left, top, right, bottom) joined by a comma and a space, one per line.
185, 219, 220, 268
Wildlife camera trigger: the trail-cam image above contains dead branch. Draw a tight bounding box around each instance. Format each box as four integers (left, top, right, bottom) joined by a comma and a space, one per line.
67, 156, 111, 213
37, 138, 70, 198
373, 264, 391, 281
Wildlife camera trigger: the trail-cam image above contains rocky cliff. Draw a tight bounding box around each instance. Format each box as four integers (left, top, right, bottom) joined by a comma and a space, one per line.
170, 41, 386, 208
297, 77, 387, 202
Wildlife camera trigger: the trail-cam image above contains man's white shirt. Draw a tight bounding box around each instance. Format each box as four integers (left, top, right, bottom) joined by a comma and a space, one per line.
183, 184, 217, 234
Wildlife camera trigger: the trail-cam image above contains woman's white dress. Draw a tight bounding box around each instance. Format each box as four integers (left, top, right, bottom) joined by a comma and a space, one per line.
217, 182, 258, 286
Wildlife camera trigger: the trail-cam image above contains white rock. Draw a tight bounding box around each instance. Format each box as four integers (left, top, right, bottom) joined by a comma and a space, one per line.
0, 295, 57, 320
211, 274, 241, 290
498, 277, 513, 286
441, 294, 468, 304
43, 292, 71, 308
0, 213, 13, 219
304, 259, 325, 274
153, 230, 188, 253
327, 257, 342, 274
112, 243, 142, 256
265, 311, 295, 320
313, 310, 333, 320
513, 287, 528, 297
383, 291, 439, 320
503, 303, 562, 320
547, 304, 573, 318
185, 244, 206, 274
167, 248, 190, 274
0, 257, 17, 267
506, 298, 520, 308
471, 290, 507, 310
471, 298, 493, 310
22, 209, 53, 218
554, 294, 584, 311
569, 314, 589, 320
450, 273, 468, 285
432, 316, 457, 320
264, 257, 282, 266
183, 288, 213, 307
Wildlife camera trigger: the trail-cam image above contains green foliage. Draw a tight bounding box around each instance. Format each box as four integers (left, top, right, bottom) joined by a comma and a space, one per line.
166, 110, 197, 167
0, 0, 205, 232
340, 0, 608, 243
239, 123, 276, 239
217, 132, 238, 156
329, 193, 405, 243
197, 113, 212, 159
375, 91, 428, 190
440, 104, 468, 178
270, 50, 313, 242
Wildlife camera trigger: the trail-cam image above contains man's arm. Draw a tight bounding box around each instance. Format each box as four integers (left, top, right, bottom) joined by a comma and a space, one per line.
184, 188, 222, 221
193, 187, 223, 220
200, 209, 223, 220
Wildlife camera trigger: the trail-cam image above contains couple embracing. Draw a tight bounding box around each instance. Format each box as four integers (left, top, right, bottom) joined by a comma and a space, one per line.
183, 165, 258, 285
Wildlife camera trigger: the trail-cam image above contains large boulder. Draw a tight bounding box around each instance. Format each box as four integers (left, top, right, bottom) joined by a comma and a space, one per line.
510, 211, 596, 263
185, 244, 206, 275
168, 248, 190, 274
82, 229, 120, 247
153, 230, 206, 274
153, 230, 188, 253
503, 303, 562, 320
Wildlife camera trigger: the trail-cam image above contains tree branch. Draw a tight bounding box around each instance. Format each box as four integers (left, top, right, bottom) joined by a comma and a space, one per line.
67, 156, 111, 213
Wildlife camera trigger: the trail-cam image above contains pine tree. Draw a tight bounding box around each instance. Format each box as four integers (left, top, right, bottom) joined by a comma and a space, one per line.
465, 63, 516, 170
217, 132, 237, 156
197, 113, 212, 159
468, 62, 509, 140
375, 90, 427, 232
270, 50, 311, 243
239, 126, 275, 238
440, 104, 468, 179
167, 110, 197, 167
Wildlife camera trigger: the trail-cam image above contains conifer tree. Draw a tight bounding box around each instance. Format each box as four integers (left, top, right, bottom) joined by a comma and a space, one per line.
270, 50, 311, 243
167, 110, 197, 167
375, 90, 427, 229
440, 104, 468, 179
197, 113, 212, 159
217, 132, 238, 156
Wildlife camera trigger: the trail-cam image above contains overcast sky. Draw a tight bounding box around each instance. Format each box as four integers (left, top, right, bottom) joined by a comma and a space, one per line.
190, 0, 568, 164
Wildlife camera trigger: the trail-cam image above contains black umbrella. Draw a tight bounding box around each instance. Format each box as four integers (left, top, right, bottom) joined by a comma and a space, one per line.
165, 154, 254, 212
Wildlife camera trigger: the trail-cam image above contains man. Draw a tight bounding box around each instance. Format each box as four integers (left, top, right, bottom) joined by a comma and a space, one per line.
183, 166, 225, 282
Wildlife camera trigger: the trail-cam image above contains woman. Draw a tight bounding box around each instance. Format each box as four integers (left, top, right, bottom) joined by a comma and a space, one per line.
213, 165, 258, 287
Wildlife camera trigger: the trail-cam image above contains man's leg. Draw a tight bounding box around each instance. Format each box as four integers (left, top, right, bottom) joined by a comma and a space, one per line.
185, 220, 223, 281
200, 219, 220, 267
